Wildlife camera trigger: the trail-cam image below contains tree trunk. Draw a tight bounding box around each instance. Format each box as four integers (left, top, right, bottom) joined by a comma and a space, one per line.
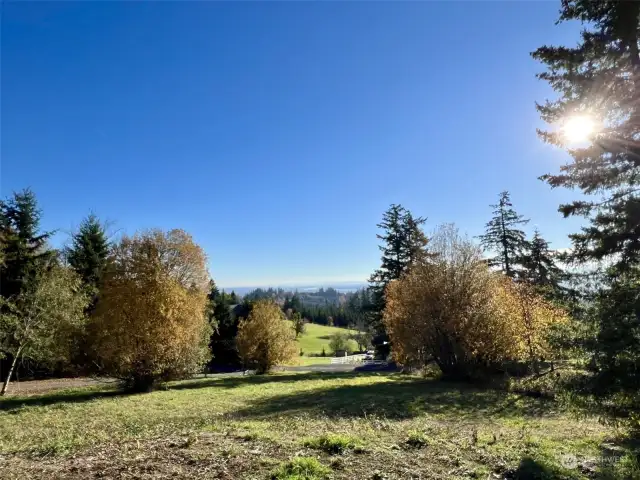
0, 346, 23, 396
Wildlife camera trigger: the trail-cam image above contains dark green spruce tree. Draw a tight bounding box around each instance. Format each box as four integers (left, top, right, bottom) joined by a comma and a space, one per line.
533, 1, 640, 423
63, 214, 110, 371
368, 204, 429, 357
207, 282, 243, 370
520, 229, 564, 298
283, 293, 302, 313
479, 191, 529, 278
66, 214, 110, 299
0, 189, 55, 300
229, 291, 238, 304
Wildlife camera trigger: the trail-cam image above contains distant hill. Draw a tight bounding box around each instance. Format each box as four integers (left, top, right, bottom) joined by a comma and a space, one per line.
222, 282, 366, 297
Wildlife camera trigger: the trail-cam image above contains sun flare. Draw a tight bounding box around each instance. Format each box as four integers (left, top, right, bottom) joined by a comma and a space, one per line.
562, 116, 594, 144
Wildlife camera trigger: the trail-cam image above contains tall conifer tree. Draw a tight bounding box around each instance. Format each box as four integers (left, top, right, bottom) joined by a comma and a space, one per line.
368, 204, 429, 356
533, 1, 640, 421
66, 214, 110, 297
0, 189, 54, 300
520, 229, 564, 298
479, 191, 529, 278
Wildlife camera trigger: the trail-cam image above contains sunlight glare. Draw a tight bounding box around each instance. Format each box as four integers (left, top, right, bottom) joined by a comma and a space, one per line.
562, 115, 594, 144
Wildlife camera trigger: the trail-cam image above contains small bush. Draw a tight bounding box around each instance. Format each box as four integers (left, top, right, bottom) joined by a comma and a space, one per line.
304, 434, 362, 454
328, 333, 351, 356
271, 457, 331, 480
236, 300, 297, 374
406, 430, 430, 449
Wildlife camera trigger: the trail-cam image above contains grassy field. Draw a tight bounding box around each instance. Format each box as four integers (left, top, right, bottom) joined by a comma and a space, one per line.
288, 322, 360, 365
0, 370, 630, 479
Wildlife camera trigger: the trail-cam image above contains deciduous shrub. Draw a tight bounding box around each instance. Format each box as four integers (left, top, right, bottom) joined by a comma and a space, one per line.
91, 229, 211, 391
0, 265, 89, 395
383, 224, 567, 379
292, 312, 306, 338
236, 300, 297, 373
328, 333, 351, 356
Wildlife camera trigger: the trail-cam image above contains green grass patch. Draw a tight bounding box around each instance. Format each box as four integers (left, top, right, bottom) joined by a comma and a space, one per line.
294, 356, 333, 366
0, 371, 619, 479
271, 457, 332, 480
290, 322, 360, 358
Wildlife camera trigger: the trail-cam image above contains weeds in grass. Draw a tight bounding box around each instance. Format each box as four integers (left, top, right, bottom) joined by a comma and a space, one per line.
406, 430, 430, 448
271, 457, 332, 480
303, 433, 363, 454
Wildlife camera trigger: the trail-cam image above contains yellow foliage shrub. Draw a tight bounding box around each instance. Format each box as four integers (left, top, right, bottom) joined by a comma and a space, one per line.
383, 224, 567, 378
92, 229, 211, 390
236, 300, 297, 373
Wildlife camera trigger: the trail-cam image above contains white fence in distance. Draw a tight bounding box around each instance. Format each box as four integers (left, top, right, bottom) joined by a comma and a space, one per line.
330, 354, 366, 365
330, 353, 387, 366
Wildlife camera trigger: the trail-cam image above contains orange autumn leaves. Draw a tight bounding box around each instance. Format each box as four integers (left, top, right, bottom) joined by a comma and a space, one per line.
383, 225, 568, 375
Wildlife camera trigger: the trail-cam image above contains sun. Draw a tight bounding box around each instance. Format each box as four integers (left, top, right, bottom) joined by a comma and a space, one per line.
562, 115, 595, 144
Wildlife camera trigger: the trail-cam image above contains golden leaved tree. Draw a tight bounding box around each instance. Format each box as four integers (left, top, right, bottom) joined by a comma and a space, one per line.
91, 229, 211, 391
384, 224, 567, 378
236, 300, 297, 373
494, 280, 569, 373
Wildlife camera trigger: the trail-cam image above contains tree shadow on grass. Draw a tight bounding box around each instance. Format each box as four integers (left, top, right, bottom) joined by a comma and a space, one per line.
508, 456, 577, 479
0, 372, 348, 411
0, 372, 380, 412
0, 388, 133, 412
227, 373, 558, 420
0, 371, 559, 421
169, 371, 383, 392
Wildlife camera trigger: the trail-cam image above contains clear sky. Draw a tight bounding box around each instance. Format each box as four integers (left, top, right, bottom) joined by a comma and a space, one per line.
2, 2, 584, 288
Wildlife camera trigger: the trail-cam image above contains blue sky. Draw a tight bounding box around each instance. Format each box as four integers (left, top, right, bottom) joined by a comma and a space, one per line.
2, 2, 583, 288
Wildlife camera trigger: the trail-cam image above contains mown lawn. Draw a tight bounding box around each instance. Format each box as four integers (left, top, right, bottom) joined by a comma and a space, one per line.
295, 355, 332, 366
288, 322, 360, 364
0, 371, 631, 479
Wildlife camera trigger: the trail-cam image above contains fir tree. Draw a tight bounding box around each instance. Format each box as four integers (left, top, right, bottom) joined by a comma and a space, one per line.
66, 214, 110, 296
0, 189, 55, 300
207, 283, 242, 370
479, 191, 529, 278
533, 1, 640, 270
284, 293, 302, 313
405, 211, 430, 266
520, 229, 564, 298
229, 291, 238, 304
368, 204, 429, 355
533, 0, 640, 423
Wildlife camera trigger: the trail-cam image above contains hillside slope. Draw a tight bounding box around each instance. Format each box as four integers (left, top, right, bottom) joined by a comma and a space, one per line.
286, 322, 360, 365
